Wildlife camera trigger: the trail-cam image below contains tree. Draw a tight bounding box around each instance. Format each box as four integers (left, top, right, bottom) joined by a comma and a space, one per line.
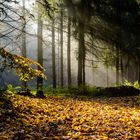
66, 0, 140, 83
0, 48, 46, 82
22, 0, 27, 89
78, 21, 85, 86
0, 1, 46, 83
65, 0, 92, 86
0, 1, 20, 41
60, 4, 64, 87
52, 18, 56, 88
57, 26, 60, 86
96, 0, 140, 84
37, 11, 44, 93
67, 13, 71, 87
40, 0, 140, 85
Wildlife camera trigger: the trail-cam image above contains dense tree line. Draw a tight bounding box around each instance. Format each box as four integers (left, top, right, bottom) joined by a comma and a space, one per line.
0, 0, 140, 93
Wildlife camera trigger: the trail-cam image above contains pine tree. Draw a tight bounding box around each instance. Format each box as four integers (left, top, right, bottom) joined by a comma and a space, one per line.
37, 12, 43, 93
60, 4, 64, 87
22, 0, 27, 89
52, 19, 56, 88
67, 13, 71, 87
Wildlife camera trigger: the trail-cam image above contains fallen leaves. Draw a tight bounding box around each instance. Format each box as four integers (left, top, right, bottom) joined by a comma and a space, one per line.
0, 95, 140, 139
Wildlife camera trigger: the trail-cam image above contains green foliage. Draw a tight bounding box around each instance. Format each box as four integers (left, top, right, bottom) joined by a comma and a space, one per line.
124, 80, 132, 86
134, 81, 140, 89
6, 85, 23, 98
33, 0, 58, 20
0, 85, 21, 101
44, 85, 140, 98
6, 84, 16, 96
44, 87, 71, 97
44, 85, 103, 98
124, 80, 140, 90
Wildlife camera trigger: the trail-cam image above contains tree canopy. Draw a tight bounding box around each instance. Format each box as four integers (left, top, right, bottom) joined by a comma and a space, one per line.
0, 0, 47, 81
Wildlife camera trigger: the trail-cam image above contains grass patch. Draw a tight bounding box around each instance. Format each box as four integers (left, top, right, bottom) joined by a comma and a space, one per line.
44, 85, 140, 98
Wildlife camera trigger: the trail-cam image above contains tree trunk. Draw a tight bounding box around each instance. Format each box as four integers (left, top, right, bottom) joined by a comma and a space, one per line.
106, 66, 109, 87
127, 56, 130, 81
52, 19, 56, 89
78, 22, 85, 86
22, 0, 27, 89
138, 60, 140, 83
37, 13, 43, 92
116, 46, 119, 85
67, 14, 71, 87
120, 56, 124, 84
57, 27, 60, 86
116, 4, 122, 85
60, 5, 64, 87
82, 43, 86, 86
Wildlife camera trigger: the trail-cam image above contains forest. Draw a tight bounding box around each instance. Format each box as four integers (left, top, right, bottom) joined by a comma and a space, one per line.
0, 0, 140, 139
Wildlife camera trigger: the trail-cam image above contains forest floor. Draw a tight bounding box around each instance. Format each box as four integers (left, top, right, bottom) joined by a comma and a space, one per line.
0, 94, 140, 140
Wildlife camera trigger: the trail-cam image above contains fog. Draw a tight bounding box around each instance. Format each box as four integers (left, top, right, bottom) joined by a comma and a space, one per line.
0, 0, 139, 88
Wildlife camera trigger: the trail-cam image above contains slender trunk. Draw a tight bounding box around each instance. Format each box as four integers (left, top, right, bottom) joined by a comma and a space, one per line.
78, 22, 85, 86
116, 4, 122, 85
60, 6, 63, 87
127, 56, 130, 81
22, 0, 27, 89
37, 14, 43, 92
116, 46, 119, 85
82, 46, 86, 86
138, 60, 140, 83
67, 14, 71, 87
52, 19, 56, 88
120, 56, 124, 84
106, 64, 109, 87
57, 27, 60, 86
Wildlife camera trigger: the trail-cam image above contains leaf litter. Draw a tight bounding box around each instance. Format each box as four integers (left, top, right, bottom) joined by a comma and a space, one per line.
0, 95, 140, 139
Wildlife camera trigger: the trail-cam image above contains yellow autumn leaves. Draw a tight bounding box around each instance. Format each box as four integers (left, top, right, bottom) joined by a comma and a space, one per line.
1, 95, 140, 139
0, 48, 46, 81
